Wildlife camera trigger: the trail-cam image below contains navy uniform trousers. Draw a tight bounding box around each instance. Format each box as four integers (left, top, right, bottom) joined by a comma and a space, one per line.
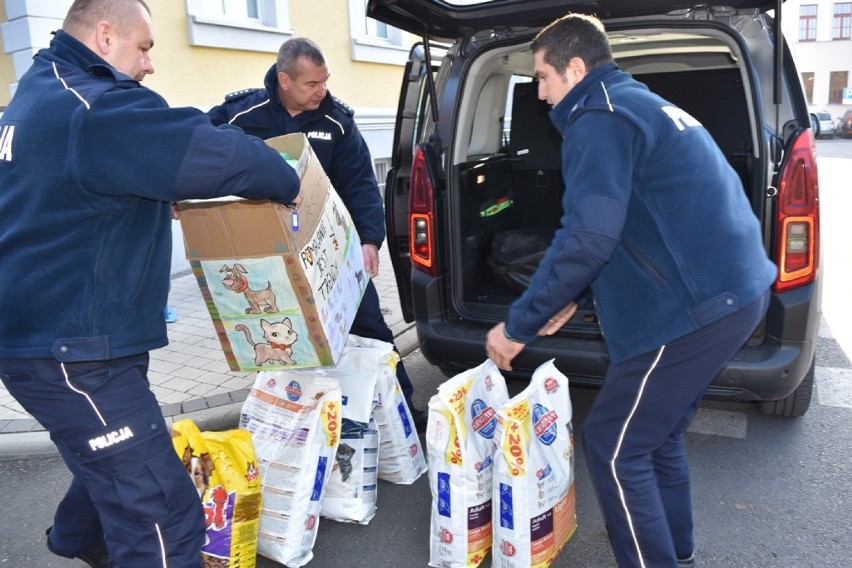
0, 353, 205, 566
350, 279, 416, 410
583, 290, 769, 568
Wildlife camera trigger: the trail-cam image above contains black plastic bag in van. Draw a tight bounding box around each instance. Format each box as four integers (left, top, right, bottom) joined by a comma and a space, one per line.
486, 228, 556, 292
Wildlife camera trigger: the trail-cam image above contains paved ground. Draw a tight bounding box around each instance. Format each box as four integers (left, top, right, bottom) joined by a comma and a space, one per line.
0, 245, 417, 457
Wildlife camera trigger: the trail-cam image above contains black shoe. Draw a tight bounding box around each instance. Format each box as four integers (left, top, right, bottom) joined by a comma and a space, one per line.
46, 528, 113, 568
677, 552, 695, 567
411, 408, 428, 433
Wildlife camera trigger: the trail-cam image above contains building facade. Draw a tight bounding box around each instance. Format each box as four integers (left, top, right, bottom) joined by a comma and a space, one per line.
0, 0, 414, 170
1, 0, 415, 272
782, 0, 852, 120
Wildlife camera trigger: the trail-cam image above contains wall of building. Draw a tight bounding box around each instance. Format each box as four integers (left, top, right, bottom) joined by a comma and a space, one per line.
782, 0, 852, 119
1, 1, 409, 107
1, 0, 413, 273
1, 0, 69, 103
0, 0, 12, 108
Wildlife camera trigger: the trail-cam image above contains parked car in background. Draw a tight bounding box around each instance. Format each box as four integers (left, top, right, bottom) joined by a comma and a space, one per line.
814, 110, 835, 138
371, 0, 821, 417
837, 108, 852, 139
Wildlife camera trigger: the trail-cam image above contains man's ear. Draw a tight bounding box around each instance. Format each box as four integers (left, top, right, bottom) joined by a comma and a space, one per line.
567, 57, 588, 81
277, 72, 290, 92
94, 21, 113, 55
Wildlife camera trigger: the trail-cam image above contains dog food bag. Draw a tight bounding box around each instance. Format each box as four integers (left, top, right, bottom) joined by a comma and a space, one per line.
315, 339, 382, 524
347, 334, 427, 485
171, 419, 263, 568
491, 359, 576, 568
239, 371, 342, 568
426, 359, 509, 568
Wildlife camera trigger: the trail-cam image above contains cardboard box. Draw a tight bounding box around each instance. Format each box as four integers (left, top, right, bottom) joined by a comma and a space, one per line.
177, 133, 369, 371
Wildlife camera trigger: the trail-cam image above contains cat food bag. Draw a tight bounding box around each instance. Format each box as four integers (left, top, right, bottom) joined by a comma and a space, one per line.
492, 359, 576, 568
427, 359, 509, 568
239, 371, 342, 568
347, 334, 427, 485
171, 419, 263, 568
316, 339, 382, 524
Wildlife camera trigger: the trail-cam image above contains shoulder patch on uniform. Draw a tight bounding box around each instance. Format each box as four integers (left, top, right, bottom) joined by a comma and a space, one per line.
225, 88, 261, 101
332, 96, 355, 117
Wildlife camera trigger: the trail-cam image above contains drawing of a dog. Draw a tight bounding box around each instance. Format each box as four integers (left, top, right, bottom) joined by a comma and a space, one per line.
332, 201, 351, 240
219, 264, 278, 314
235, 318, 298, 366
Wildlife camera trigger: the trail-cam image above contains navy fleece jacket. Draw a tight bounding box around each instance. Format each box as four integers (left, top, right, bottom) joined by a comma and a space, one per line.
0, 30, 300, 361
505, 63, 777, 363
207, 64, 386, 247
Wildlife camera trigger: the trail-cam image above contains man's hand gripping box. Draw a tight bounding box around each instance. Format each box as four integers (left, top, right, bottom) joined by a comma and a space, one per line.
177, 133, 369, 371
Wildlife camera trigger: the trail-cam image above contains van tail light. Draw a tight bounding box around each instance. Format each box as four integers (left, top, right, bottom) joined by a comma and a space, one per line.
773, 130, 819, 293
409, 146, 438, 276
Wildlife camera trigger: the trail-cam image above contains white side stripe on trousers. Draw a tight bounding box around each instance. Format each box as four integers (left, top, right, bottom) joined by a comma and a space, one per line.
609, 345, 666, 568
60, 363, 107, 427
156, 523, 167, 567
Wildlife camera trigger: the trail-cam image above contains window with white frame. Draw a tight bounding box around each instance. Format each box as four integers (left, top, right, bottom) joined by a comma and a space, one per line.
833, 3, 852, 40
374, 157, 392, 195
801, 71, 815, 104
829, 70, 849, 103
799, 4, 818, 41
185, 0, 293, 53
348, 0, 410, 65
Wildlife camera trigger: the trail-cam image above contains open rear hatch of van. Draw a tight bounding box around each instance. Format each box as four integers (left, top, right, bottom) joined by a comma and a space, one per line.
416, 20, 771, 336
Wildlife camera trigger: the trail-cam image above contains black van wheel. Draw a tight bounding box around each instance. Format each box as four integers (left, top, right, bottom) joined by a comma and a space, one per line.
759, 359, 815, 417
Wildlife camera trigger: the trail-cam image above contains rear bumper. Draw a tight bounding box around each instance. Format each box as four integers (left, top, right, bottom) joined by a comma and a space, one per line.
412, 271, 820, 403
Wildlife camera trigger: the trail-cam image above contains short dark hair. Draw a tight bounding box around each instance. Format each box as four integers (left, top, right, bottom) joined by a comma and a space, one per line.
277, 38, 326, 76
63, 0, 151, 39
531, 13, 613, 73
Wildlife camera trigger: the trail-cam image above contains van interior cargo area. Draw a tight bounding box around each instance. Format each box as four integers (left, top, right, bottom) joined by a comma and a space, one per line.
454, 33, 754, 331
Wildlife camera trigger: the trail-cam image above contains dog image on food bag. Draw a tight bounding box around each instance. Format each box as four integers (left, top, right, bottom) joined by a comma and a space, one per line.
171, 419, 264, 568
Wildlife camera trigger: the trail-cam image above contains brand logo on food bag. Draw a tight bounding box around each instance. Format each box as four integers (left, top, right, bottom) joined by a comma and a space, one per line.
475, 455, 493, 472
470, 398, 497, 439
533, 403, 558, 445
501, 540, 517, 557
544, 377, 559, 393
285, 380, 303, 401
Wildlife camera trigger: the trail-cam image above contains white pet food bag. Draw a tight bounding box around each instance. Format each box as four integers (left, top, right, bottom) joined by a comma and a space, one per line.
492, 359, 576, 568
321, 418, 379, 524
347, 334, 427, 485
427, 359, 509, 568
239, 371, 342, 568
318, 340, 382, 524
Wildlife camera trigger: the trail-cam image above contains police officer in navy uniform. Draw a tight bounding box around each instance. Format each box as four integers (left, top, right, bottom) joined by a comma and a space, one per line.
208, 37, 427, 432
0, 1, 301, 566
485, 14, 776, 568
